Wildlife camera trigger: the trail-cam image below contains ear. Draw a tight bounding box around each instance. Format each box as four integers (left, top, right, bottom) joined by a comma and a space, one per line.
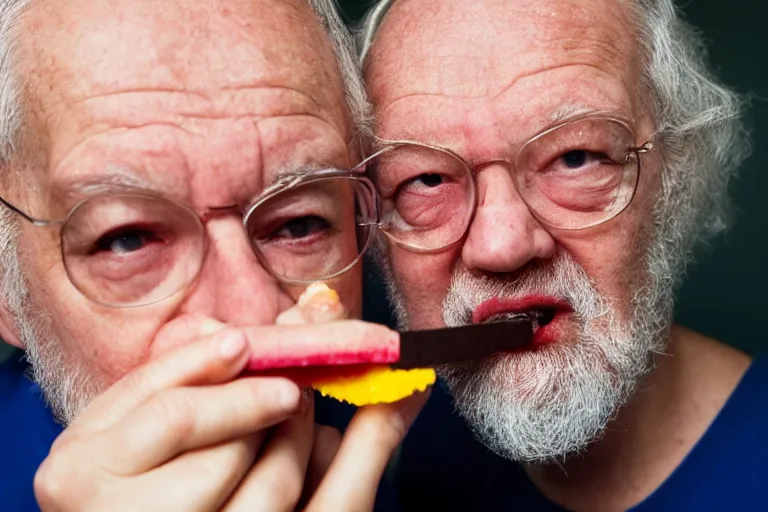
0, 301, 23, 348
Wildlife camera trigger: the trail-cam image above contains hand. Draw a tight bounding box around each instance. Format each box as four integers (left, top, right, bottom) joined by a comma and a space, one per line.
33, 319, 400, 512
302, 391, 430, 512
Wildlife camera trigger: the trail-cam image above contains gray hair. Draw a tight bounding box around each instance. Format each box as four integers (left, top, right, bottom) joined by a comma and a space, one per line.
306, 0, 373, 144
0, 0, 31, 166
355, 0, 751, 282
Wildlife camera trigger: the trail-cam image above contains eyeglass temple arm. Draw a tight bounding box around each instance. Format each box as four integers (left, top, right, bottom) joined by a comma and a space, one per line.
0, 195, 52, 226
632, 141, 654, 153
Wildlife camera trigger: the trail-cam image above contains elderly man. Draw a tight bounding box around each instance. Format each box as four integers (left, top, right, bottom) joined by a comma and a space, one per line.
356, 0, 767, 510
0, 0, 426, 510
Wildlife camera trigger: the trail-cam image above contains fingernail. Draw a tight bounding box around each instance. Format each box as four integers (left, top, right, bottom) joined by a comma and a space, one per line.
277, 380, 301, 409
218, 331, 248, 360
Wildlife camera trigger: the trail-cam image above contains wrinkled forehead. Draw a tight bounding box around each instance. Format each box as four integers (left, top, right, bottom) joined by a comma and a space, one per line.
365, 0, 639, 105
18, 0, 349, 136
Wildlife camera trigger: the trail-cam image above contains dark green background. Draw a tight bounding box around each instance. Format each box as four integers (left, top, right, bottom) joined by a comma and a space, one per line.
345, 0, 768, 354
0, 0, 765, 362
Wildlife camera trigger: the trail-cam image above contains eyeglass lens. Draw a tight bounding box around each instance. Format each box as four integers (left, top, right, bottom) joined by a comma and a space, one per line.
61, 194, 206, 307
368, 117, 641, 251
246, 176, 376, 285
59, 176, 377, 307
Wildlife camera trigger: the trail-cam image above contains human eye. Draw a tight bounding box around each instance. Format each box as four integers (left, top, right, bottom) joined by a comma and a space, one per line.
92, 225, 163, 256
404, 172, 446, 188
265, 215, 334, 244
248, 180, 347, 254
554, 149, 613, 172
62, 197, 186, 285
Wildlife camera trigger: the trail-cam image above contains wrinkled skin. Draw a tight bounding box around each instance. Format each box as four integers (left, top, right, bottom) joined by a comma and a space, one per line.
365, 0, 751, 509
11, 0, 358, 384
0, 0, 427, 510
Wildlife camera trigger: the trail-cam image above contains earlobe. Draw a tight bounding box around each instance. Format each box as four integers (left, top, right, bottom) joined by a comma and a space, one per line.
0, 303, 23, 348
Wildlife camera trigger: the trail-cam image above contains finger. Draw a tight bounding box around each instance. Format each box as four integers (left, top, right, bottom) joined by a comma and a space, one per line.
133, 433, 265, 511
306, 391, 430, 512
69, 320, 398, 438
223, 392, 315, 512
302, 424, 341, 505
89, 377, 302, 475
63, 328, 251, 440
149, 315, 229, 357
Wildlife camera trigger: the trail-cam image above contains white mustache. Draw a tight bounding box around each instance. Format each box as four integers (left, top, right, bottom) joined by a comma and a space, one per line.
442, 250, 610, 328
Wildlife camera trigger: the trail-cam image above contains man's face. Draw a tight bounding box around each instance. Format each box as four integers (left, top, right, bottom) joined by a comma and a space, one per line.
5, 0, 361, 422
366, 0, 669, 461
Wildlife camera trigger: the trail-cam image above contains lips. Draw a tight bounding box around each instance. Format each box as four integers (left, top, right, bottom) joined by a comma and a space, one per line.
471, 295, 573, 347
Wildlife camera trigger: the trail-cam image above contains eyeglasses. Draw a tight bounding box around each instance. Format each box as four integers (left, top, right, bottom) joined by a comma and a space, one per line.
0, 169, 379, 308
355, 112, 654, 253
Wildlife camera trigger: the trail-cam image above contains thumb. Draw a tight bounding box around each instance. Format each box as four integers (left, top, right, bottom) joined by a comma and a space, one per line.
305, 390, 430, 512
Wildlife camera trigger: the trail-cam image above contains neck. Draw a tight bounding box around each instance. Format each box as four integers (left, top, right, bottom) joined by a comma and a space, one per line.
525, 324, 751, 512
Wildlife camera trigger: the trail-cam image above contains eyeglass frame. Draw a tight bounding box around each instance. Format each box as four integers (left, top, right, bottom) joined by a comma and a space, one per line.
352, 111, 655, 255
0, 167, 381, 307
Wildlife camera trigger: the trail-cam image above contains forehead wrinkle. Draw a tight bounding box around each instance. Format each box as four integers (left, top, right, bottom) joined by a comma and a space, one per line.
370, 0, 635, 101
67, 88, 329, 139
49, 168, 154, 204
20, 0, 350, 146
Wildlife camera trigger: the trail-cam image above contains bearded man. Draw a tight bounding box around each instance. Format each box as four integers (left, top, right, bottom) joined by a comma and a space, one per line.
356, 0, 767, 510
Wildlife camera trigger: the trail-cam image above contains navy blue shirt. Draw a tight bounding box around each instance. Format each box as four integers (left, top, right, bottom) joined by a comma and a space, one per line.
0, 352, 398, 512
396, 356, 768, 511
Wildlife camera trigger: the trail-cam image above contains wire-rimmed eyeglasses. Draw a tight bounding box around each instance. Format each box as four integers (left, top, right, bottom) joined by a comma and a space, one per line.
0, 169, 379, 308
354, 112, 653, 253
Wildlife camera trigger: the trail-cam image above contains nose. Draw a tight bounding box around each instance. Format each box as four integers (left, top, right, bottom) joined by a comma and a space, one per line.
461, 163, 556, 274
177, 217, 293, 326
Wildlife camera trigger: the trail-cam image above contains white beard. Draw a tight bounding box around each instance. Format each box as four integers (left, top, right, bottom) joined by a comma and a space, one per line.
2, 247, 98, 425
382, 248, 671, 463
20, 305, 99, 425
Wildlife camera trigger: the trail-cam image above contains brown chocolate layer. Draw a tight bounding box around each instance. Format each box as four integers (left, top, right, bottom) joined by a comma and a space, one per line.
393, 319, 534, 369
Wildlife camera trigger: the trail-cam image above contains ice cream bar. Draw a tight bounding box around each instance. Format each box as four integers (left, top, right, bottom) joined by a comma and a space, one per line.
264, 283, 532, 406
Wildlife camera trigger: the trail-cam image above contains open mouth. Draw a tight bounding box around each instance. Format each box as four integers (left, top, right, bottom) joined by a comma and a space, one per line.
471, 296, 573, 346
484, 308, 556, 332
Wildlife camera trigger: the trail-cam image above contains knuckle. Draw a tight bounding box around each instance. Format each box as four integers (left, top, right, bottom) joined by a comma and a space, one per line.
116, 367, 158, 405
35, 453, 86, 508
150, 389, 196, 438
244, 379, 299, 416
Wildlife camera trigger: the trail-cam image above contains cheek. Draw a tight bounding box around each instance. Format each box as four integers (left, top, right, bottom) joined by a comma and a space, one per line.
21, 234, 175, 386
387, 246, 456, 329
556, 213, 652, 321
552, 150, 662, 319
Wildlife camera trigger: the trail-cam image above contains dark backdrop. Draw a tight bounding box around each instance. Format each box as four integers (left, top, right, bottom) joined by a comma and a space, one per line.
347, 0, 768, 354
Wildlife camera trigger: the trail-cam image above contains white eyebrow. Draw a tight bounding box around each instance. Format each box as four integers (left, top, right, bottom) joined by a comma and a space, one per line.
56, 167, 153, 199
258, 164, 344, 198
549, 104, 594, 123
